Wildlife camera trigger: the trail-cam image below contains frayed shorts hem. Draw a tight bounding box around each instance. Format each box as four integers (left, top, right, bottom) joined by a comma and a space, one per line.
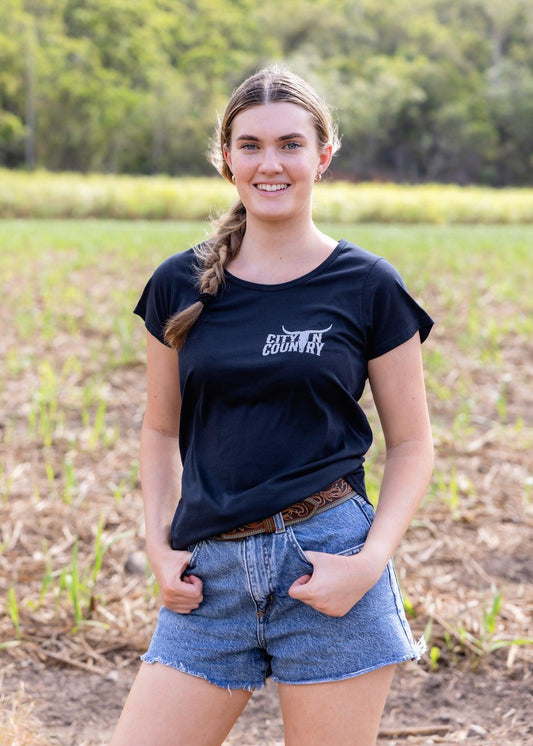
271, 651, 420, 687
140, 639, 426, 692
140, 654, 265, 693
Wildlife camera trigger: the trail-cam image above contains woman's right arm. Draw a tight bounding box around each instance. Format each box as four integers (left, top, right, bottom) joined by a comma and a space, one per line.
140, 331, 203, 613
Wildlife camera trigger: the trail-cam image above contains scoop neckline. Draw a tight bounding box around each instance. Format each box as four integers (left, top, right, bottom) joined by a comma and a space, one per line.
224, 239, 345, 291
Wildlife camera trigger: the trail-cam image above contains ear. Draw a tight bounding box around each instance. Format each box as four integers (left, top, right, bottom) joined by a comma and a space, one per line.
317, 142, 333, 176
223, 144, 232, 172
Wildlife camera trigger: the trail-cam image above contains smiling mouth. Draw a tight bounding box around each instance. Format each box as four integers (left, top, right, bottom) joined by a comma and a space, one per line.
255, 184, 289, 192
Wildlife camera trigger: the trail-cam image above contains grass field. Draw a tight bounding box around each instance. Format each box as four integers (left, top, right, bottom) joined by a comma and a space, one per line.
0, 219, 532, 743
2, 170, 533, 223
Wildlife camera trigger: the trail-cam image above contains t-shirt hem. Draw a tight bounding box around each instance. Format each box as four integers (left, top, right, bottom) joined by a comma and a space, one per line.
134, 309, 171, 347
367, 320, 433, 360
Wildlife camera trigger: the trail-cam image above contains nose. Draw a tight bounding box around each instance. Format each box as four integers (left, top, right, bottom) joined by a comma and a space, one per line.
259, 146, 283, 174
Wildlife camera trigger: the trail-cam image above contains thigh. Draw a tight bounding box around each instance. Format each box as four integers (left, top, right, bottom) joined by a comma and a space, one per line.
278, 665, 396, 746
110, 662, 252, 746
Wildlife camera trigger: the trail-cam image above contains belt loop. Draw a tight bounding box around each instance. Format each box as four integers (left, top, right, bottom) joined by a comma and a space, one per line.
273, 512, 285, 533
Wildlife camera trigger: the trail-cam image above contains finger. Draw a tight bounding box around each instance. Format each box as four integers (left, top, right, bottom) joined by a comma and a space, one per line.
288, 574, 312, 598
165, 600, 202, 614
162, 587, 203, 609
177, 575, 203, 597
304, 550, 323, 565
162, 576, 203, 607
293, 573, 312, 586
183, 575, 203, 594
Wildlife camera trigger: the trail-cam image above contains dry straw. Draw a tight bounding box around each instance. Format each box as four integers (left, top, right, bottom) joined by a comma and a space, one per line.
1, 169, 533, 223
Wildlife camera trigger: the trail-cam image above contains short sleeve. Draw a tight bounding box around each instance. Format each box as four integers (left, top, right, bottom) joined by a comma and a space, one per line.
133, 251, 197, 346
363, 258, 434, 359
133, 269, 171, 345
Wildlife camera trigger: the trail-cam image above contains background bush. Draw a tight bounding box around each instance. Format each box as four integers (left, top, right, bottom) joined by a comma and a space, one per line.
2, 0, 533, 185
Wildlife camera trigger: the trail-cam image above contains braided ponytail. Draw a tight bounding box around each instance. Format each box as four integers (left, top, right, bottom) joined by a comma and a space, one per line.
163, 200, 246, 350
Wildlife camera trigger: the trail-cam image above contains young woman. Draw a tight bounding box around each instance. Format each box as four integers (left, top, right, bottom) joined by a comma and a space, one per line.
110, 67, 434, 746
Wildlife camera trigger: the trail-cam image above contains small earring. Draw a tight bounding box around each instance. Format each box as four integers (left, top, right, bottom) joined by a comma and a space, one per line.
231, 174, 236, 183
314, 171, 322, 183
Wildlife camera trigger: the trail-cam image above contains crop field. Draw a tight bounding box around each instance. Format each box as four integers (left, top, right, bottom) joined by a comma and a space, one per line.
0, 217, 532, 744
2, 170, 533, 224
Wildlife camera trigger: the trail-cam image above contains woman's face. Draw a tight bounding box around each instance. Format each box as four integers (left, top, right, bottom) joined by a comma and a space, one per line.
223, 102, 332, 225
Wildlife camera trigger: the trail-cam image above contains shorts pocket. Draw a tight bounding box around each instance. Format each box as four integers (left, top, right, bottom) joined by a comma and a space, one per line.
287, 496, 375, 564
184, 540, 204, 572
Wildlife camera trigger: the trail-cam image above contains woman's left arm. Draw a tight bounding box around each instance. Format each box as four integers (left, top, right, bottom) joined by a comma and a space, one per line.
289, 332, 434, 616
361, 330, 434, 563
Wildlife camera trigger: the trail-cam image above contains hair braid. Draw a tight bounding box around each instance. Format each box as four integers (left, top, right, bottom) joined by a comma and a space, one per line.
163, 200, 246, 350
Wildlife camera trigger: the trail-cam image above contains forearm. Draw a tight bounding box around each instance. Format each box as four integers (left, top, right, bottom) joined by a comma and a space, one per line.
140, 423, 182, 558
139, 421, 203, 613
361, 436, 434, 568
363, 334, 434, 570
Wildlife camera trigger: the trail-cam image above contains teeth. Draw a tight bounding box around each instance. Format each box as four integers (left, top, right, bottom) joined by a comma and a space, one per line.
256, 184, 288, 192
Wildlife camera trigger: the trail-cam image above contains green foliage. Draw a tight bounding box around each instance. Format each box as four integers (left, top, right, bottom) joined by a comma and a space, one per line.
429, 585, 533, 661
6, 586, 21, 638
1, 0, 533, 183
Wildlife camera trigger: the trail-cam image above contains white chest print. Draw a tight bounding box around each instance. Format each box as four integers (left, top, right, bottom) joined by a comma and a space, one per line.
262, 324, 332, 357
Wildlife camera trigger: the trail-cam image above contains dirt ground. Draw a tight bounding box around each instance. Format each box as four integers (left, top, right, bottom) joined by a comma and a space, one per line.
1, 238, 532, 744
1, 653, 531, 744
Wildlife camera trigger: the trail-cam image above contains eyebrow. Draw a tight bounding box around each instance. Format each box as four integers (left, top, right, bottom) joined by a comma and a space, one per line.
235, 132, 308, 142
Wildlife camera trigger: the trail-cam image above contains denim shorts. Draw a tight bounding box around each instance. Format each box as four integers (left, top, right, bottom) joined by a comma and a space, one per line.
141, 493, 424, 691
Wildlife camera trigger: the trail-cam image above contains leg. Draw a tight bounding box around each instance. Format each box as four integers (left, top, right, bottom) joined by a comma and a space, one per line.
278, 664, 395, 746
110, 662, 252, 746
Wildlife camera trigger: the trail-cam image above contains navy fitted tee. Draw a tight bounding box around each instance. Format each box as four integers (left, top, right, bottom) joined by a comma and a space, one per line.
134, 239, 433, 549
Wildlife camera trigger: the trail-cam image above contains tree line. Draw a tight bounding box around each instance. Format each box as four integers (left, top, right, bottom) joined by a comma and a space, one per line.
1, 0, 532, 185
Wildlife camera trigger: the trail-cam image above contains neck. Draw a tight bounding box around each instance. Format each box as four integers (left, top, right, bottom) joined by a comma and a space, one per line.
227, 216, 337, 284
240, 214, 328, 260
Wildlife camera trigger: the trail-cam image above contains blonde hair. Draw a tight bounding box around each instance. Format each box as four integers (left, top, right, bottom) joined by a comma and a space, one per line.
164, 66, 340, 350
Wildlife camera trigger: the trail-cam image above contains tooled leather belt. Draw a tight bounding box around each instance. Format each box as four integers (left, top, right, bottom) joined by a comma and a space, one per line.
214, 477, 355, 540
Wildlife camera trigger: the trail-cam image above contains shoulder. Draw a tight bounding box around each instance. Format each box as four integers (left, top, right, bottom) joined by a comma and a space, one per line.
147, 245, 205, 303
336, 239, 403, 285
151, 246, 199, 285
134, 245, 202, 329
